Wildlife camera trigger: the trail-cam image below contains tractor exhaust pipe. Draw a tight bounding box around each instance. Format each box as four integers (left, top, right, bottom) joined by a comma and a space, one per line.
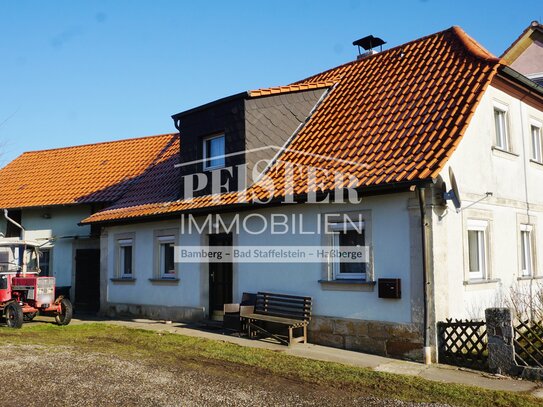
3, 209, 25, 240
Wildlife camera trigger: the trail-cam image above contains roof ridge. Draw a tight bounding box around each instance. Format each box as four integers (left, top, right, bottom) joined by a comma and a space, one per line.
450, 26, 501, 63
19, 132, 178, 156
293, 26, 500, 85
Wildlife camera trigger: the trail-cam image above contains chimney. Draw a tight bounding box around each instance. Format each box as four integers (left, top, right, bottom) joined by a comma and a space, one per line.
353, 35, 386, 60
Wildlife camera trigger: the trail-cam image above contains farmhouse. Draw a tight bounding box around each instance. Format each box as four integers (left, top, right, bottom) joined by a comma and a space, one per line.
2, 25, 543, 361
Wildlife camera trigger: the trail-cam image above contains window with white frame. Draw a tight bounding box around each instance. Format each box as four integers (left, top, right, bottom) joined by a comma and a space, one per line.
520, 224, 534, 277
531, 124, 543, 163
157, 235, 176, 278
203, 133, 225, 170
329, 221, 367, 280
117, 238, 134, 278
494, 107, 510, 151
467, 220, 488, 280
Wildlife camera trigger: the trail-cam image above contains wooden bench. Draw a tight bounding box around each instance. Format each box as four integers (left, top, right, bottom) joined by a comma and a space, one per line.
244, 292, 312, 346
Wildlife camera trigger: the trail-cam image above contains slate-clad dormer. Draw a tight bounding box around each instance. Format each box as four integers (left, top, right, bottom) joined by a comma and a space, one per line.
172, 85, 330, 199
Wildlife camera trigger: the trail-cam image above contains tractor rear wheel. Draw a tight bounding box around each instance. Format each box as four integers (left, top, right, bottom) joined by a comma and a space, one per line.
55, 298, 73, 326
5, 302, 23, 329
23, 312, 38, 322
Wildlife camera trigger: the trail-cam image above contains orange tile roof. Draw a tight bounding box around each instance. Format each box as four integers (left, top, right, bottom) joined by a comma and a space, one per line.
0, 134, 179, 209
83, 26, 504, 224
248, 80, 338, 97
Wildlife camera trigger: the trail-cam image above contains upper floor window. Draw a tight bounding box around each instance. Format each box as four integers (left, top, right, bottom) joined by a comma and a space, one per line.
203, 134, 225, 170
467, 220, 488, 280
494, 107, 510, 151
520, 224, 534, 277
531, 124, 543, 163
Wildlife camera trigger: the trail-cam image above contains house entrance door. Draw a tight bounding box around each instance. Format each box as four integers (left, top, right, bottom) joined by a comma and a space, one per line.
208, 233, 233, 320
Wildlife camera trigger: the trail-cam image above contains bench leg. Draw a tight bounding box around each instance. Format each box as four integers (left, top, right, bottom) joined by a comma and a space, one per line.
288, 326, 293, 346
303, 324, 307, 344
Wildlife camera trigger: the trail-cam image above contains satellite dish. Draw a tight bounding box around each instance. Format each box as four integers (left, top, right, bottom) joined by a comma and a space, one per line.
443, 167, 462, 213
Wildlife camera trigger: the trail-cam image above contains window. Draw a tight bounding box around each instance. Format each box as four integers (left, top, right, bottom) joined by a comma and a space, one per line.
467, 220, 488, 280
203, 134, 225, 170
118, 238, 134, 278
494, 107, 510, 151
158, 236, 176, 278
531, 125, 543, 163
39, 249, 51, 277
330, 221, 366, 280
520, 224, 534, 277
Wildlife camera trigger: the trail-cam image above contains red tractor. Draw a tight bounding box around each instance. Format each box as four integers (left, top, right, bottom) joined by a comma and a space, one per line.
0, 239, 72, 328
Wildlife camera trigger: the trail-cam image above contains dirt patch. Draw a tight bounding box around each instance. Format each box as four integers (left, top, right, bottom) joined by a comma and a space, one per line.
0, 345, 448, 406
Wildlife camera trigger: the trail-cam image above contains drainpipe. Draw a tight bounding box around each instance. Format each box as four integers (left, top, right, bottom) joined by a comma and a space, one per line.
3, 209, 25, 240
417, 188, 432, 365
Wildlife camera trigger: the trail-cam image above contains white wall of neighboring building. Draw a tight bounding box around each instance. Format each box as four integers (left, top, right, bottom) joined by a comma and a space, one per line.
1, 206, 94, 287
433, 83, 543, 321
104, 193, 422, 325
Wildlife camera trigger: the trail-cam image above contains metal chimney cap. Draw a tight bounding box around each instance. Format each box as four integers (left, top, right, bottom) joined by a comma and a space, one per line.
352, 35, 386, 51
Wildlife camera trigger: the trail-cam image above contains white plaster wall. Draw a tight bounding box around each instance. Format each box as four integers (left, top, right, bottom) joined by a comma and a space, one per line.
104, 193, 418, 324
434, 84, 543, 320
20, 206, 93, 287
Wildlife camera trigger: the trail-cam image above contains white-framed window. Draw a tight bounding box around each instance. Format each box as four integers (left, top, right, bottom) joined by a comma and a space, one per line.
493, 106, 510, 151
531, 124, 543, 163
117, 238, 134, 278
329, 221, 366, 280
467, 220, 488, 280
520, 224, 534, 277
203, 133, 225, 170
158, 236, 176, 278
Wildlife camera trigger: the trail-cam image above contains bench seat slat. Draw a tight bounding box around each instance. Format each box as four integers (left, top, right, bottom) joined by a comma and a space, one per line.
245, 313, 308, 327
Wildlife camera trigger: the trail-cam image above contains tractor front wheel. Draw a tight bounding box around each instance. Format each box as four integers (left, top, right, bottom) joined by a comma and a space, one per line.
55, 298, 73, 326
5, 302, 23, 329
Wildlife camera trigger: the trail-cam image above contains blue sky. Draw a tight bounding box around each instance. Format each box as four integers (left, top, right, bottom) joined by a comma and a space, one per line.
0, 1, 540, 164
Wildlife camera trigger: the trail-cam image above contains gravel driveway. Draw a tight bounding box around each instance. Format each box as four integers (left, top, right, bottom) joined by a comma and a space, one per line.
0, 344, 448, 406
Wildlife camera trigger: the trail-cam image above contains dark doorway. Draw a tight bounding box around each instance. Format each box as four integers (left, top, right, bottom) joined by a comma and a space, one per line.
208, 233, 233, 319
75, 249, 100, 313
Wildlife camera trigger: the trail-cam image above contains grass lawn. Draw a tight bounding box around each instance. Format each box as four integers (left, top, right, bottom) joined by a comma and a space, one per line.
0, 323, 540, 407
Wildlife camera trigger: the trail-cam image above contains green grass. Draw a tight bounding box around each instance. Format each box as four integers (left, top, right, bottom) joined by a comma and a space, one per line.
0, 323, 540, 407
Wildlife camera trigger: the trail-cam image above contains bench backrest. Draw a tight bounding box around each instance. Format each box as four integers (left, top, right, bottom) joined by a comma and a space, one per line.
255, 292, 312, 321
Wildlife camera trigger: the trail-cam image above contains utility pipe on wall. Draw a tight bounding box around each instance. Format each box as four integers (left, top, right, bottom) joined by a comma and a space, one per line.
417, 187, 432, 365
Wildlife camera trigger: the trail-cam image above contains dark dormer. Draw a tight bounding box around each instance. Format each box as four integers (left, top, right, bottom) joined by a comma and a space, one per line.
172, 86, 330, 199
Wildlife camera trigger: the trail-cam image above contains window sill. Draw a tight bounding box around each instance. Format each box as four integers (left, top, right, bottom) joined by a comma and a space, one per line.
517, 275, 543, 281
491, 146, 519, 159
463, 278, 500, 286
318, 279, 376, 292
529, 159, 543, 168
110, 278, 136, 283
149, 278, 180, 285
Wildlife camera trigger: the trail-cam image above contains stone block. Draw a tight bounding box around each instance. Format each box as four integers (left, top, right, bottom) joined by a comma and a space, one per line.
310, 332, 345, 349
367, 322, 390, 339
309, 316, 334, 334
333, 319, 369, 337
386, 340, 423, 359
345, 335, 386, 355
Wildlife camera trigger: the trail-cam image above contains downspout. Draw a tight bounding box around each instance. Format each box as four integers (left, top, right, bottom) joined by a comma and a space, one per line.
3, 209, 25, 240
417, 187, 432, 364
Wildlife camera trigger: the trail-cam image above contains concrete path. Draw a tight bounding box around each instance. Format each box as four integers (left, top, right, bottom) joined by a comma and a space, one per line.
68, 316, 542, 397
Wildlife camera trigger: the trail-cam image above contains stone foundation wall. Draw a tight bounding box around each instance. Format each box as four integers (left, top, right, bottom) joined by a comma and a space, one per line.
309, 315, 424, 361
102, 303, 205, 323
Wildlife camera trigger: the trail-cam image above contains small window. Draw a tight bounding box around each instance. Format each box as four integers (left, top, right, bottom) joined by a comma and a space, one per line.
118, 239, 133, 278
520, 225, 534, 277
467, 220, 488, 280
531, 125, 543, 163
494, 107, 510, 151
158, 236, 176, 278
330, 221, 366, 280
203, 134, 225, 170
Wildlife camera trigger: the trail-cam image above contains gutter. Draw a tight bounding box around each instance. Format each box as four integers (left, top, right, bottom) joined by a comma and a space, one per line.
417, 187, 432, 365
80, 178, 434, 226
498, 66, 543, 99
